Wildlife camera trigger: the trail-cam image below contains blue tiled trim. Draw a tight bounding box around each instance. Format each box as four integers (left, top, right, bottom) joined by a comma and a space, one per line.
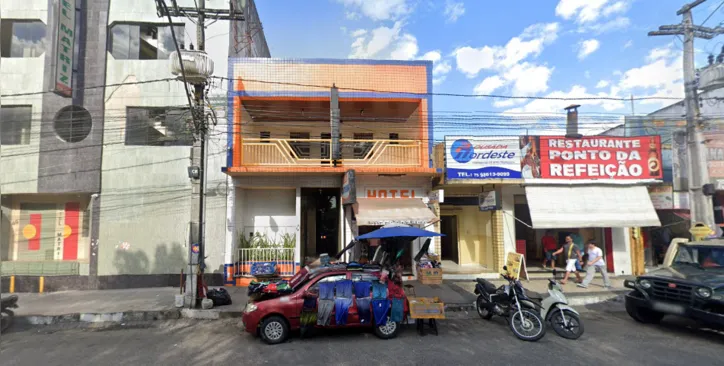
223, 263, 234, 284
230, 91, 428, 99
426, 62, 433, 169
226, 58, 235, 170
228, 57, 430, 66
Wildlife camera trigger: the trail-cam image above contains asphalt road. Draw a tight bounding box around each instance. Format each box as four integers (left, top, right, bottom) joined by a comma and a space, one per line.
1, 304, 723, 366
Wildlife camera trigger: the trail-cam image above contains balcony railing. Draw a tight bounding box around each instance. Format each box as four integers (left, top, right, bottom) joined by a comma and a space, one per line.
241, 138, 422, 167
234, 248, 297, 277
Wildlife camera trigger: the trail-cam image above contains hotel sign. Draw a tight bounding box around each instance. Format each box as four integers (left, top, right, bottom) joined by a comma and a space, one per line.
54, 0, 76, 97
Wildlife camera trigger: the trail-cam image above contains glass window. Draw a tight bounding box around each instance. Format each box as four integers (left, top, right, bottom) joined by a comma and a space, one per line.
54, 105, 92, 143
0, 105, 32, 145
0, 20, 47, 58
109, 23, 183, 60
125, 107, 193, 146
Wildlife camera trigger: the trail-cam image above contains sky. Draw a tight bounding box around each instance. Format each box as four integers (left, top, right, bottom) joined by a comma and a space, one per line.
251, 0, 724, 135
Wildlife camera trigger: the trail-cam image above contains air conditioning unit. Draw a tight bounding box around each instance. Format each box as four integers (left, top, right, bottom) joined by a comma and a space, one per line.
169, 50, 214, 84
699, 64, 724, 91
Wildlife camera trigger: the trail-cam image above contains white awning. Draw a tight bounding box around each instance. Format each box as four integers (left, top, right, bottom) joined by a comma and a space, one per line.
524, 185, 661, 229
354, 199, 438, 227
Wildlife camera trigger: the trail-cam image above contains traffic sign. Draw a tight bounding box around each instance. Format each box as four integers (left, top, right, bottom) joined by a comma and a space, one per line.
689, 222, 714, 240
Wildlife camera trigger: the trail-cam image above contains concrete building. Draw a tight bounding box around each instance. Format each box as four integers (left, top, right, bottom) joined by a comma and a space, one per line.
222, 58, 439, 285
1, 0, 269, 292
435, 132, 663, 278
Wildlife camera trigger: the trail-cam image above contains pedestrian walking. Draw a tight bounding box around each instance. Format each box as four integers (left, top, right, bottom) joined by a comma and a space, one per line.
578, 241, 611, 289
542, 230, 558, 269
552, 235, 582, 285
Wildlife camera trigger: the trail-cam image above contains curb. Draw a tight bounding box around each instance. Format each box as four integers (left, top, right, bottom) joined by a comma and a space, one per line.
12, 292, 626, 326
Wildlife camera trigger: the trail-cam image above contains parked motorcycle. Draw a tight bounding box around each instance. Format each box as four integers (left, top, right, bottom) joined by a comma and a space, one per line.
537, 270, 584, 339
474, 267, 546, 342
1, 294, 18, 333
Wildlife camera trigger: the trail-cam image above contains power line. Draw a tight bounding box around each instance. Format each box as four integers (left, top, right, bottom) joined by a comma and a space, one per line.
702, 0, 724, 25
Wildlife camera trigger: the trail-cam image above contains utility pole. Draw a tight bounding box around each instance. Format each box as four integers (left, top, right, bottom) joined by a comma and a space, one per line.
156, 0, 244, 308
649, 0, 723, 232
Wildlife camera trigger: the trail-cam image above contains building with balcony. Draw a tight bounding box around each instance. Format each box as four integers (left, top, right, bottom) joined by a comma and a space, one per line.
223, 58, 439, 284
1, 0, 269, 292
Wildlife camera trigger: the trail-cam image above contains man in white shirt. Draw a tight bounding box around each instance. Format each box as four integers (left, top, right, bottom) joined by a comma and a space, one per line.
577, 241, 611, 289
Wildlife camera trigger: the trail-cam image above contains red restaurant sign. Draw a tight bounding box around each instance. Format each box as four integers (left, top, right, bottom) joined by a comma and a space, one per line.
538, 136, 663, 180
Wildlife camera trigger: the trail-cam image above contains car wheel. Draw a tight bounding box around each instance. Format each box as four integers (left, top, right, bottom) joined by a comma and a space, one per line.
260, 316, 289, 345
374, 317, 400, 340
625, 291, 664, 324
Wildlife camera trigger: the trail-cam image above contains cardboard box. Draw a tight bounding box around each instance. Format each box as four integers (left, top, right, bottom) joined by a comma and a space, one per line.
418, 267, 443, 285
408, 297, 445, 319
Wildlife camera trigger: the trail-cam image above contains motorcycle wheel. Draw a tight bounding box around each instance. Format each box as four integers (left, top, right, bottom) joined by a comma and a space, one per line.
476, 295, 493, 320
1, 310, 14, 334
509, 308, 546, 342
549, 308, 584, 340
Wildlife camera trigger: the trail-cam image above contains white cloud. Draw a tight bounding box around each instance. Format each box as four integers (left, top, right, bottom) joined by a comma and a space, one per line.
453, 22, 559, 77
444, 0, 466, 23
646, 44, 675, 62
390, 33, 419, 60
602, 1, 629, 16
474, 76, 506, 95
421, 50, 452, 85
349, 27, 452, 85
350, 29, 367, 37
579, 17, 631, 34
452, 46, 498, 77
596, 80, 610, 88
556, 0, 628, 24
577, 39, 600, 60
506, 85, 625, 114
504, 63, 553, 95
453, 22, 559, 103
338, 0, 411, 21
623, 40, 633, 49
349, 22, 403, 58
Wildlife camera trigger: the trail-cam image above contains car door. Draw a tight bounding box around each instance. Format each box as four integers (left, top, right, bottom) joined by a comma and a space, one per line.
304, 273, 347, 326
349, 272, 381, 325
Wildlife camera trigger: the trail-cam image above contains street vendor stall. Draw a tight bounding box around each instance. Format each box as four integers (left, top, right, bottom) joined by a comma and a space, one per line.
241, 225, 444, 344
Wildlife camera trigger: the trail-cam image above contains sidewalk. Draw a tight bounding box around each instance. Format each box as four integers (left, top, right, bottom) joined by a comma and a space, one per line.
1, 281, 477, 326
453, 277, 631, 306
1, 278, 622, 327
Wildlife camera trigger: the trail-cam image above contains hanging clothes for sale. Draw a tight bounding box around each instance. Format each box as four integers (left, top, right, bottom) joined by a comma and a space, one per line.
335, 297, 353, 325
353, 281, 372, 298
371, 299, 391, 326
335, 279, 353, 298
356, 297, 372, 324
390, 298, 404, 323
372, 282, 388, 299
319, 281, 335, 300
317, 299, 334, 326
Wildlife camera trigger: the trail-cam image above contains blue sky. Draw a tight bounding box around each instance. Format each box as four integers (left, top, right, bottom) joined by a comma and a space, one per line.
252, 0, 724, 135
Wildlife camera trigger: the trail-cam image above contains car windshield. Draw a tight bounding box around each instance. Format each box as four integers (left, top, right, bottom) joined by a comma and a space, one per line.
673, 245, 724, 269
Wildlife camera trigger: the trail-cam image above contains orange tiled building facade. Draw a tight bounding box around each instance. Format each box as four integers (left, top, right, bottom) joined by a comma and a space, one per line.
222, 59, 437, 285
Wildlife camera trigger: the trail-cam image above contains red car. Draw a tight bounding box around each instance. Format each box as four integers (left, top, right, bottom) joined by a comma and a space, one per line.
241, 267, 403, 344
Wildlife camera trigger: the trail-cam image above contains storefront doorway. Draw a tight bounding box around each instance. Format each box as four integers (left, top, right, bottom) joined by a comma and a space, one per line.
301, 188, 340, 260
440, 215, 459, 263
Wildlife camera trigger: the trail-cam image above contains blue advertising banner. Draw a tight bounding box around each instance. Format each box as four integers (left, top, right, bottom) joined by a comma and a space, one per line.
445, 137, 522, 180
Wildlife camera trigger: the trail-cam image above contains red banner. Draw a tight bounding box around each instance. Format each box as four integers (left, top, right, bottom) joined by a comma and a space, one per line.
538, 136, 663, 180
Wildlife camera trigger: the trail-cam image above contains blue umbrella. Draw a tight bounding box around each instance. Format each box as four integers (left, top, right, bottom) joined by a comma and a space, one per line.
356, 226, 444, 240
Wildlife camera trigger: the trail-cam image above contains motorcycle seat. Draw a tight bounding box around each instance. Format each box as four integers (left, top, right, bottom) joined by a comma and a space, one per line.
476, 279, 498, 294
526, 290, 544, 301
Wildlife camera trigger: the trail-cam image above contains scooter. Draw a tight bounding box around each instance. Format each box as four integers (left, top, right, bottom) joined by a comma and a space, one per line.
538, 269, 584, 339
474, 266, 546, 342
1, 294, 19, 333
